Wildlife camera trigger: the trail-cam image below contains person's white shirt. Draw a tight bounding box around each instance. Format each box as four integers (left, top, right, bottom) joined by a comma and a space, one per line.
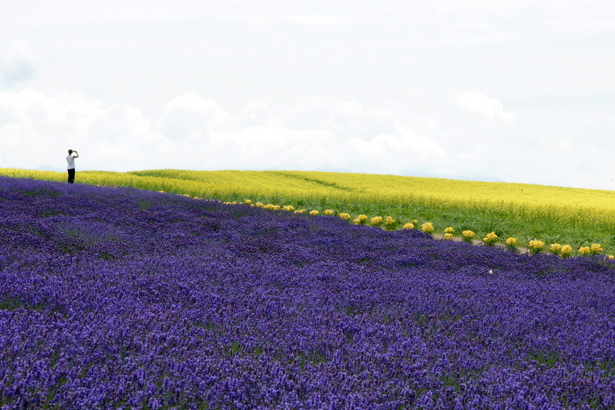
66, 151, 79, 169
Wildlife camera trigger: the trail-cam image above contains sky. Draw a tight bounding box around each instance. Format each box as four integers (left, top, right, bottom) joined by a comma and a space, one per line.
1, 0, 615, 190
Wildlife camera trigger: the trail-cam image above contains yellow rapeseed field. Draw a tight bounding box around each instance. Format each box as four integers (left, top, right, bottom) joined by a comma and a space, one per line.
4, 168, 613, 215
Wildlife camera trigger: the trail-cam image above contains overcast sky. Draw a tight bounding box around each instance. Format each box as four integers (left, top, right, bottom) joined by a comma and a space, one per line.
1, 0, 615, 190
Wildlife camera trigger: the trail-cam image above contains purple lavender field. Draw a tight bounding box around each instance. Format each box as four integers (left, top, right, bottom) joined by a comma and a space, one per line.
1, 177, 614, 409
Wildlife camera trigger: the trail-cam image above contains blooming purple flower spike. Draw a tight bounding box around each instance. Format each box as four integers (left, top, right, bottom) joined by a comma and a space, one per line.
1, 176, 614, 408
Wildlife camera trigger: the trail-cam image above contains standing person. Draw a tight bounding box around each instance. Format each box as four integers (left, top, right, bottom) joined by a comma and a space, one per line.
66, 149, 79, 183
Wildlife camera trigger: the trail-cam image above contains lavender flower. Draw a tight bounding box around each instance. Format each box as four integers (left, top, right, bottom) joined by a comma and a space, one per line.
1, 176, 614, 408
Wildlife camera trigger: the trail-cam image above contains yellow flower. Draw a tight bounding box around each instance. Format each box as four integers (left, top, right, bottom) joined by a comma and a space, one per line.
370, 216, 383, 226
578, 246, 590, 256
444, 227, 455, 234
505, 237, 517, 247
528, 239, 545, 254
282, 205, 295, 212
412, 219, 418, 224
255, 202, 264, 208
339, 213, 351, 221
309, 210, 319, 216
294, 209, 305, 214
402, 223, 415, 230
421, 222, 434, 234
352, 218, 362, 225
608, 255, 615, 260
324, 209, 334, 215
560, 245, 573, 257
549, 243, 562, 254
384, 216, 395, 225
590, 243, 603, 255
443, 233, 454, 240
357, 215, 368, 223
483, 232, 498, 246
462, 230, 475, 243
244, 199, 252, 205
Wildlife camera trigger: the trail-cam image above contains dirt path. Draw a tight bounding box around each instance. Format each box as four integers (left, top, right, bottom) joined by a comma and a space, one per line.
432, 234, 530, 254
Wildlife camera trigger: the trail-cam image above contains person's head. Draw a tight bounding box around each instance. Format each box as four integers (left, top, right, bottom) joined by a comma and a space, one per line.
68, 149, 73, 155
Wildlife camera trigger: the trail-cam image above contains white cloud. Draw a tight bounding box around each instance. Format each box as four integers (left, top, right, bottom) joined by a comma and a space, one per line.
233, 14, 347, 27
286, 15, 347, 26
456, 91, 515, 124
1, 86, 613, 189
208, 125, 335, 170
0, 89, 94, 145
155, 93, 234, 141
325, 101, 399, 141
0, 89, 450, 176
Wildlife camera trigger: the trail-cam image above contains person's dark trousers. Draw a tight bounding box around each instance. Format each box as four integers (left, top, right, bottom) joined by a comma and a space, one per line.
67, 168, 75, 183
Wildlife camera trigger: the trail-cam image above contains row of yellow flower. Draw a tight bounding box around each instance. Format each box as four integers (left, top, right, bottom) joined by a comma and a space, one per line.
440, 227, 612, 259
416, 223, 612, 259
239, 200, 399, 226
227, 200, 614, 260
